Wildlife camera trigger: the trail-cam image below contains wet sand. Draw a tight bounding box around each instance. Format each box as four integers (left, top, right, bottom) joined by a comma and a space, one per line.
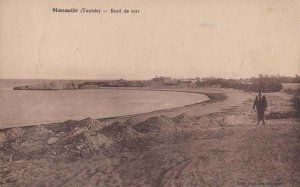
0, 88, 299, 186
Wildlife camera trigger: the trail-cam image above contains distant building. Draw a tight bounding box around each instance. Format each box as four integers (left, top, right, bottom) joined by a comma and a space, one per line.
152, 76, 177, 85
152, 76, 171, 83
181, 78, 198, 84
242, 79, 252, 84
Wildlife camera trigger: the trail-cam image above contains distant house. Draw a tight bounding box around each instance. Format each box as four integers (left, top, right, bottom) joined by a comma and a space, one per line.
78, 81, 107, 89
242, 79, 252, 85
181, 78, 198, 84
152, 76, 178, 85
63, 82, 78, 89
152, 76, 171, 83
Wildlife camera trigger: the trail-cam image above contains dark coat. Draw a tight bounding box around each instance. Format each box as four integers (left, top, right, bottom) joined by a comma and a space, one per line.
253, 95, 267, 112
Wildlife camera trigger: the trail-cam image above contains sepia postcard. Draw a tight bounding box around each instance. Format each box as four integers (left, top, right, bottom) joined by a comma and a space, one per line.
0, 0, 299, 186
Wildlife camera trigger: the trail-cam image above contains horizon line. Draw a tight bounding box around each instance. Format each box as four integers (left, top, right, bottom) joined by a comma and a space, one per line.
0, 74, 299, 81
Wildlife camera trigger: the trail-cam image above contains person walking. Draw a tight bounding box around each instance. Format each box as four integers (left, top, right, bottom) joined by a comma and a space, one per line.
253, 89, 267, 125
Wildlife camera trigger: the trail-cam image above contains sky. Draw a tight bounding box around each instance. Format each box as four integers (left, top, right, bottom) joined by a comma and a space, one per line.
0, 0, 300, 80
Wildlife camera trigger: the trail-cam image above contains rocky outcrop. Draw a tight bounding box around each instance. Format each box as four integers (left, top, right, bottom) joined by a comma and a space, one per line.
14, 82, 79, 90
13, 80, 147, 90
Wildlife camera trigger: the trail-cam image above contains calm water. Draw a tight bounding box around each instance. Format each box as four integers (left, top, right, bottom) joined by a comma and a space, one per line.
0, 80, 209, 128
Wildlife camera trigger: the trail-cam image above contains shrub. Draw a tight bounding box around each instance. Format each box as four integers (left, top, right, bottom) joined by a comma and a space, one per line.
250, 78, 283, 92
197, 77, 283, 93
291, 94, 300, 118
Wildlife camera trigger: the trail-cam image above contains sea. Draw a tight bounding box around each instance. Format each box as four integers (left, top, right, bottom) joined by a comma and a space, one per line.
0, 79, 209, 128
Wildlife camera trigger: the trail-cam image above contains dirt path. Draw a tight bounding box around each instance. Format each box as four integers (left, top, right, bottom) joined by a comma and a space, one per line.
0, 88, 299, 186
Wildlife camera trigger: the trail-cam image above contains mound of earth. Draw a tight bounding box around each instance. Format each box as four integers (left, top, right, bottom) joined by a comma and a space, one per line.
0, 132, 6, 144
1, 125, 53, 146
19, 125, 53, 143
0, 121, 110, 162
132, 116, 176, 134
0, 125, 54, 162
47, 117, 103, 133
197, 116, 216, 126
56, 130, 113, 160
5, 128, 25, 140
172, 113, 197, 128
100, 121, 142, 142
124, 117, 141, 127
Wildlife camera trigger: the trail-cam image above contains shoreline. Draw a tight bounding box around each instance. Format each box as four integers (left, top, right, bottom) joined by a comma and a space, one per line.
93, 87, 250, 126
0, 87, 227, 130
98, 90, 226, 122
1, 88, 298, 186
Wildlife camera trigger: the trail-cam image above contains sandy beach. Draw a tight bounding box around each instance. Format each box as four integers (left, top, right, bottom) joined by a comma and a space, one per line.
0, 87, 299, 186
